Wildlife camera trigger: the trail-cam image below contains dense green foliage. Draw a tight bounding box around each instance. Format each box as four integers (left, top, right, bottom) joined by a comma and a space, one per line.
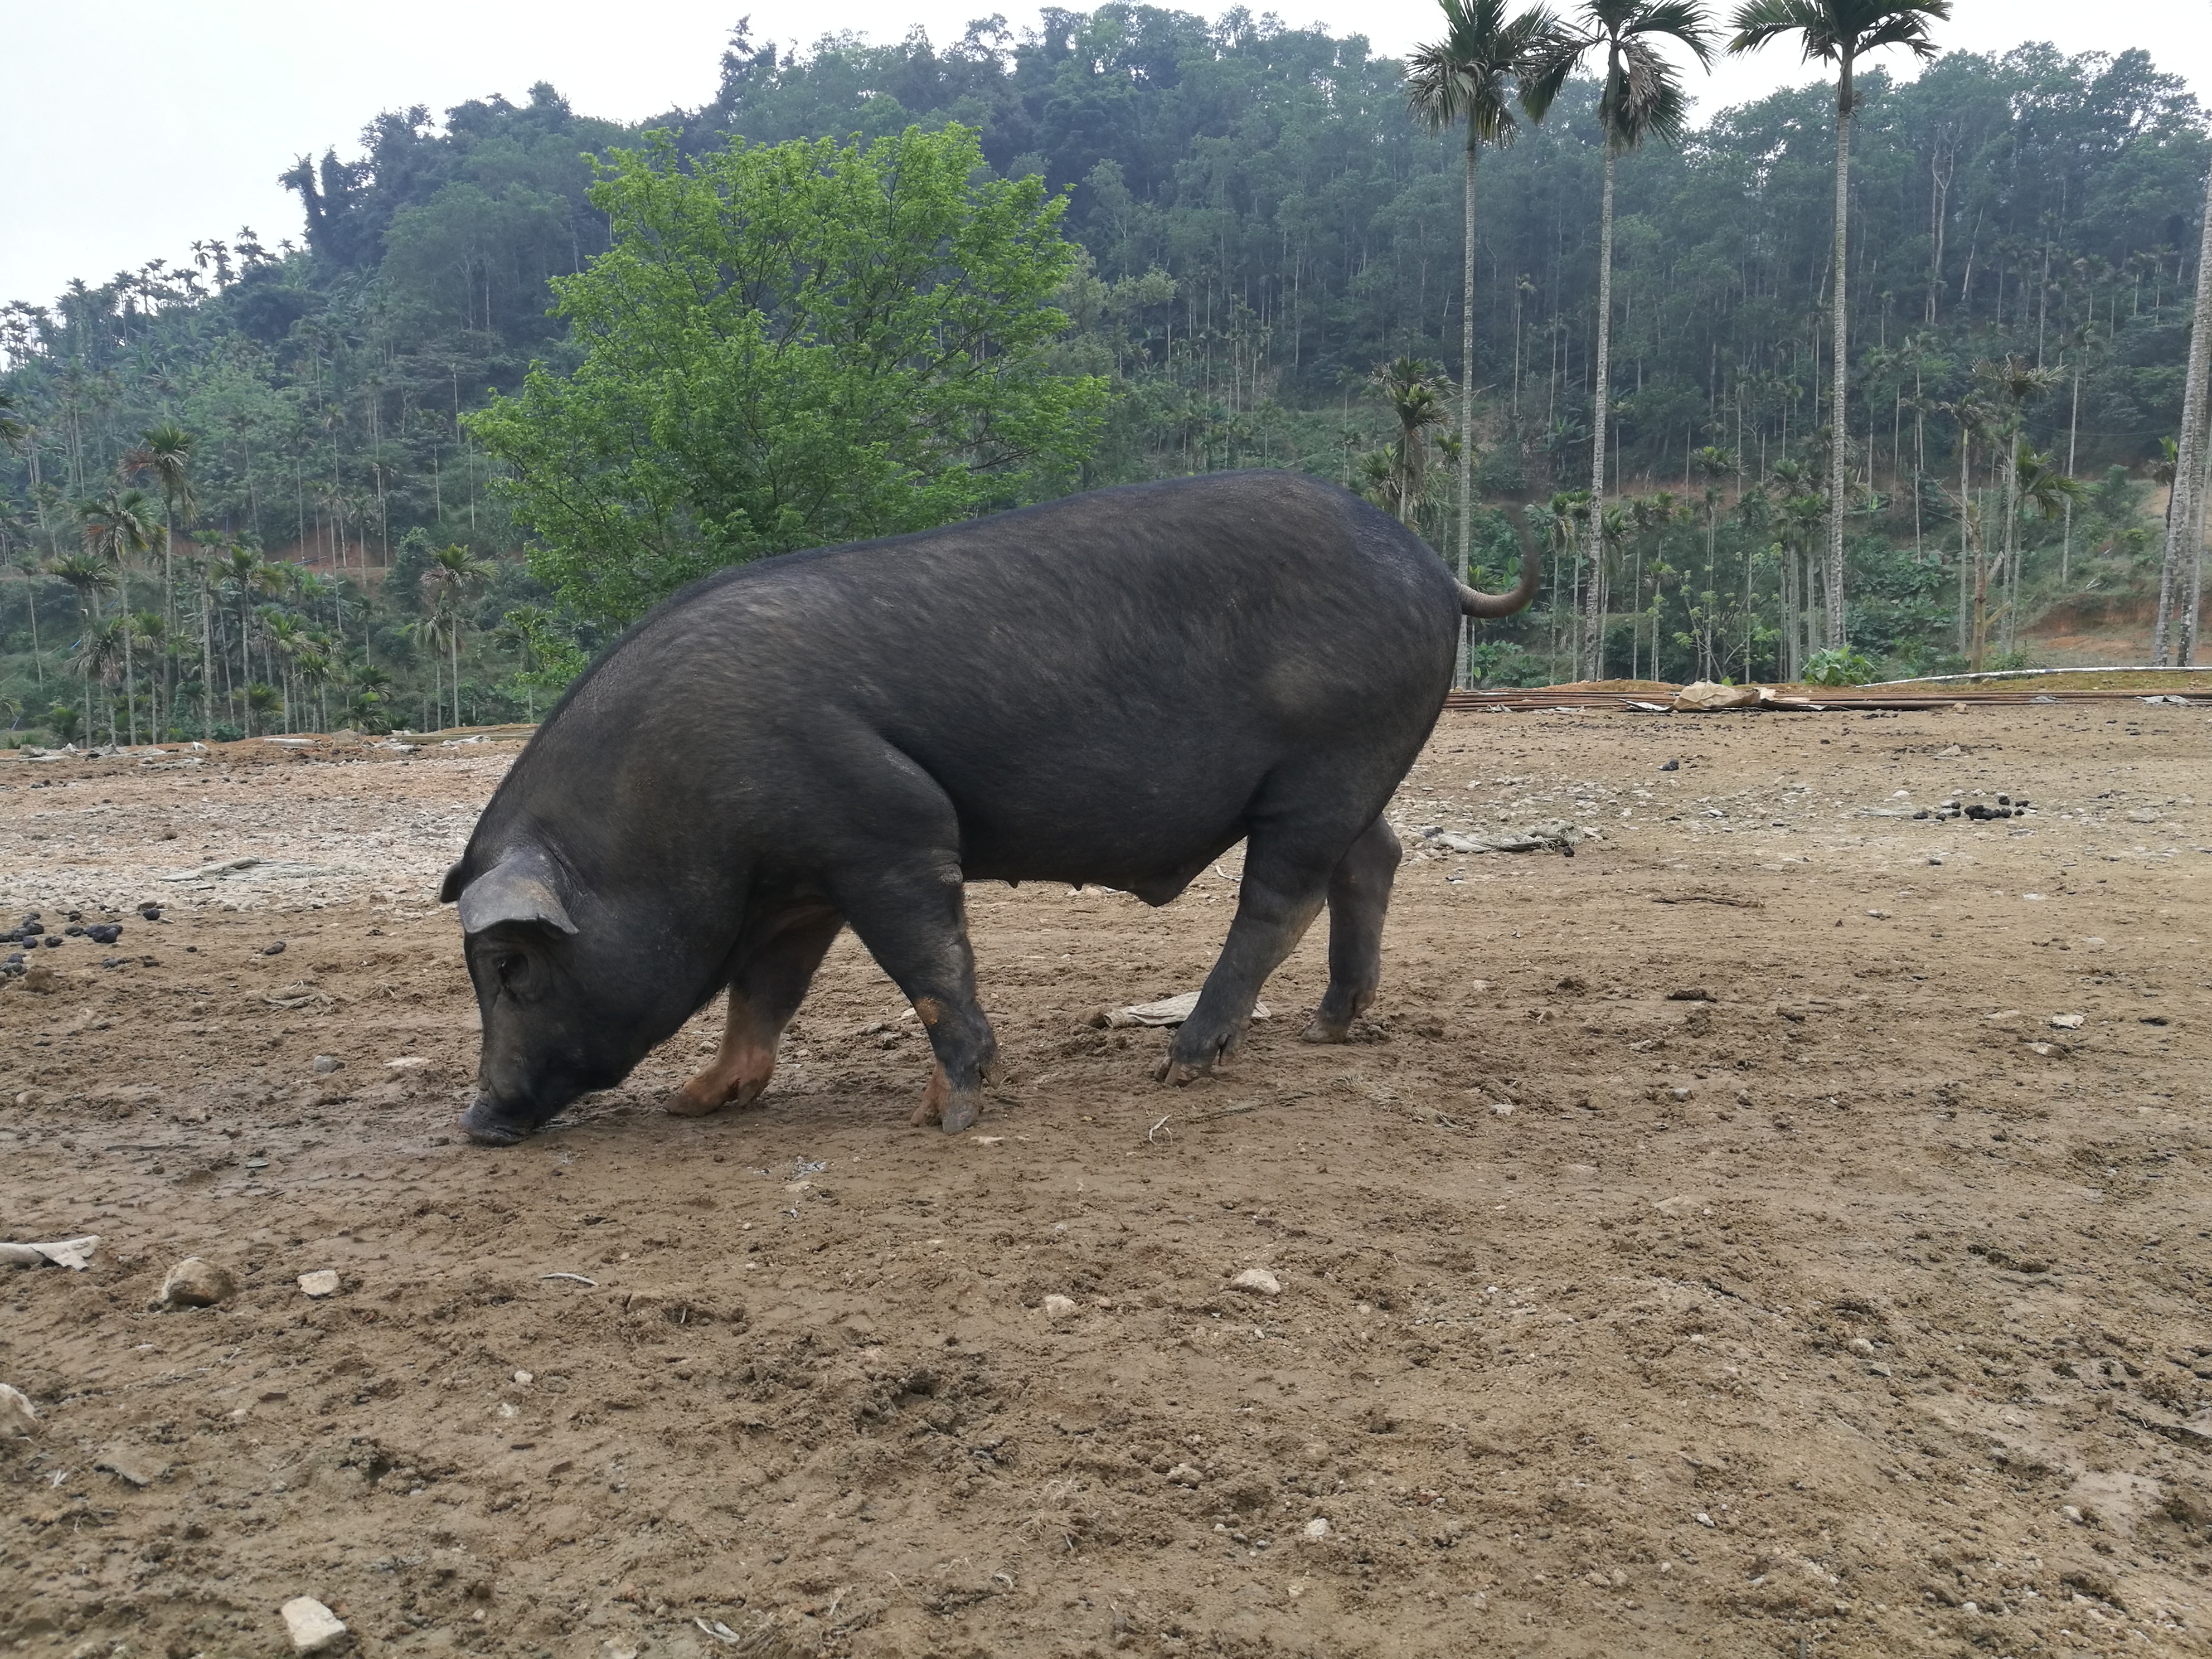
473, 124, 1109, 624
0, 9, 2205, 742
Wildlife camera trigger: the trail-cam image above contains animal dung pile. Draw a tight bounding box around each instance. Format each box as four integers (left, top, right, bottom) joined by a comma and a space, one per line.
1914, 793, 2032, 822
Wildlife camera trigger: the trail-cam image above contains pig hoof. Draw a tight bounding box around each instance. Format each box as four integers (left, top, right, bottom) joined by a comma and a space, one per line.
1300, 1016, 1352, 1044
938, 1092, 982, 1134
458, 1103, 533, 1146
1154, 1055, 1212, 1086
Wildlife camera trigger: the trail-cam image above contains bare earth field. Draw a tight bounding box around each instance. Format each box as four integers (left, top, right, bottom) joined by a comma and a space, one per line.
2, 704, 2210, 1659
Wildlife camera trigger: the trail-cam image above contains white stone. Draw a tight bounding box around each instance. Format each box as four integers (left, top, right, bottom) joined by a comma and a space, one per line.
1229, 1268, 1282, 1297
1303, 1517, 1332, 1540
0, 1382, 36, 1436
298, 1270, 341, 1298
513, 1370, 534, 1385
280, 1596, 347, 1653
1042, 1294, 1079, 1321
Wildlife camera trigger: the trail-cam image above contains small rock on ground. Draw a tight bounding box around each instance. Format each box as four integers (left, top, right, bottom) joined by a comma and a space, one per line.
280, 1595, 348, 1653
1229, 1268, 1282, 1296
1042, 1294, 1079, 1321
1303, 1517, 1332, 1540
298, 1270, 341, 1298
158, 1257, 235, 1308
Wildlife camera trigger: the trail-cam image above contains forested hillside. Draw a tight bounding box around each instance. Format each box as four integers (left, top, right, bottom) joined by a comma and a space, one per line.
2, 7, 2207, 742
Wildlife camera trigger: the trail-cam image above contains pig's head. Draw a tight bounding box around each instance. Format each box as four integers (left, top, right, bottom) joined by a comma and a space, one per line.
442, 842, 683, 1145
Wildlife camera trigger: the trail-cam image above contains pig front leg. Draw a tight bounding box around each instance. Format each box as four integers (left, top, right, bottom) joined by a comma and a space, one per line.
669, 904, 844, 1117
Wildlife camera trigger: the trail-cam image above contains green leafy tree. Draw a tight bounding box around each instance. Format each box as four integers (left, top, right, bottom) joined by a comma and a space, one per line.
1406, 0, 1564, 676
471, 123, 1111, 625
1726, 1, 1951, 649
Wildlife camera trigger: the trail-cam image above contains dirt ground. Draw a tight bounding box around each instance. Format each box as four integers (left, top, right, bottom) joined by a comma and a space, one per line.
2, 704, 2210, 1659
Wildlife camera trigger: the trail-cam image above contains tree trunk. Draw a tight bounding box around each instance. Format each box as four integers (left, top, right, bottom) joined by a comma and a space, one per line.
201, 578, 215, 739
2156, 143, 2212, 663
1826, 67, 1854, 649
122, 623, 137, 747
1584, 151, 1617, 682
2186, 417, 2212, 664
1458, 134, 1478, 691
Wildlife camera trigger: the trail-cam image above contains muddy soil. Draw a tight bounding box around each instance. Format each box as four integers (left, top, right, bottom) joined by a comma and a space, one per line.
2, 705, 2210, 1659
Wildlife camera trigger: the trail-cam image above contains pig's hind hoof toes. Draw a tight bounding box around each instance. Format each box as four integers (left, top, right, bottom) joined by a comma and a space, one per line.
1154, 1055, 1212, 1087
1299, 1017, 1352, 1044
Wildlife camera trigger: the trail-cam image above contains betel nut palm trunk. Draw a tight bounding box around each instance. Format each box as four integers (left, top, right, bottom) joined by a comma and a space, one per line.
2156, 127, 2212, 664
1459, 134, 1478, 686
1584, 150, 1616, 681
1826, 60, 1851, 651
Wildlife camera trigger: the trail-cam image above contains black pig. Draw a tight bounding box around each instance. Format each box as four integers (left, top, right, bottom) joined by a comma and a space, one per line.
443, 470, 1534, 1143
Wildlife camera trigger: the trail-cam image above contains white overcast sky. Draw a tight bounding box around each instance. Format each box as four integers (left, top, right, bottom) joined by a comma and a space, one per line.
2, 0, 2207, 311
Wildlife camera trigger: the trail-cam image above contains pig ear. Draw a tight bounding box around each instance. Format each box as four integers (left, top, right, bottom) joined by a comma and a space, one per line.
457, 855, 579, 937
438, 860, 465, 904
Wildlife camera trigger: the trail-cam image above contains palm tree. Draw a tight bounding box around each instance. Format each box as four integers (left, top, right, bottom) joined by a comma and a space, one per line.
128, 611, 166, 738
426, 544, 494, 729
1406, 0, 1564, 684
1364, 359, 1454, 527
122, 424, 196, 639
0, 392, 28, 455
215, 545, 264, 721
264, 613, 307, 732
47, 551, 115, 740
78, 487, 160, 744
1526, 1, 1716, 681
1727, 1, 1951, 652
1974, 356, 2055, 653
71, 616, 129, 746
409, 608, 459, 731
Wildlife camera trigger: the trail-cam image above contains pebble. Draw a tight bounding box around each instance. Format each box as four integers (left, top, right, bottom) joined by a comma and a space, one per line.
298, 1270, 341, 1298
1229, 1268, 1282, 1297
311, 1055, 343, 1074
1042, 1294, 1079, 1321
279, 1595, 348, 1653
1848, 1337, 1876, 1357
1489, 1101, 1514, 1116
2049, 1013, 2085, 1030
97, 1446, 169, 1487
1167, 1462, 1204, 1485
263, 940, 287, 956
0, 1382, 36, 1436
1302, 1517, 1332, 1540
515, 1370, 534, 1385
157, 1257, 235, 1309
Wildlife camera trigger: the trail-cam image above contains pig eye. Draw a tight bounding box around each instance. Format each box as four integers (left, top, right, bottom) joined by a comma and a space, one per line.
490, 950, 528, 987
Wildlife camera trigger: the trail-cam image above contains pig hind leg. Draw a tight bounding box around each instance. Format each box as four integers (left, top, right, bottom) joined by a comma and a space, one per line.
1301, 816, 1401, 1043
1157, 817, 1346, 1085
669, 904, 843, 1117
833, 861, 1000, 1134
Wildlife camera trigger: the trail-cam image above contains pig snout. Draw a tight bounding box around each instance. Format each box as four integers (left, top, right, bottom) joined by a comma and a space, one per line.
459, 1091, 541, 1146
